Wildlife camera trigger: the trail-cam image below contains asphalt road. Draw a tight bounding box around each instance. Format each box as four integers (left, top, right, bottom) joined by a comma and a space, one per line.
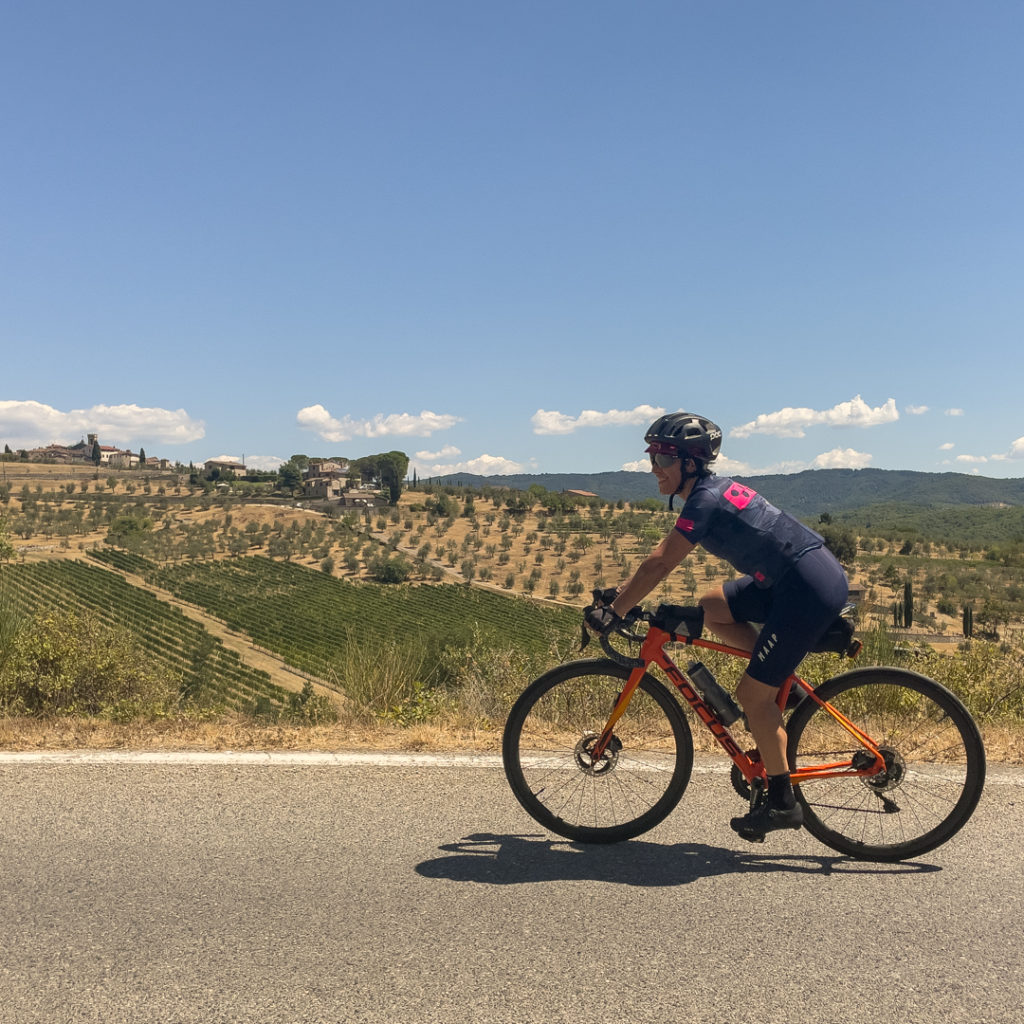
1, 752, 1021, 1024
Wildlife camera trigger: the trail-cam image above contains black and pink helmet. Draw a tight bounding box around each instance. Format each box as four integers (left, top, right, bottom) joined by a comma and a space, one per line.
644, 411, 722, 466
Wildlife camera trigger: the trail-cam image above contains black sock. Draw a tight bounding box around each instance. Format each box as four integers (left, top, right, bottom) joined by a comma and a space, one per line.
767, 773, 796, 810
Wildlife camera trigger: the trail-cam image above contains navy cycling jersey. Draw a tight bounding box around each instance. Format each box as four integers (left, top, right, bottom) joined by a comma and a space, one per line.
674, 476, 824, 588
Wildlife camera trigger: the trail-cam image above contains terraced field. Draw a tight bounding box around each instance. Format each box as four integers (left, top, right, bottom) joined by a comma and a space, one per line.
88, 549, 579, 681
3, 559, 291, 714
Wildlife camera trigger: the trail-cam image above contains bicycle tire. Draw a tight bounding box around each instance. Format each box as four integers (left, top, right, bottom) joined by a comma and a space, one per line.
786, 667, 985, 861
502, 658, 694, 843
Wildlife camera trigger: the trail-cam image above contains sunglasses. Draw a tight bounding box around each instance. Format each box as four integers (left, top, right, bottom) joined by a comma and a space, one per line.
650, 452, 681, 468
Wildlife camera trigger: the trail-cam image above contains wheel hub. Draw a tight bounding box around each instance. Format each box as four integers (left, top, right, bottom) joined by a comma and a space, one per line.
574, 732, 621, 775
858, 746, 906, 793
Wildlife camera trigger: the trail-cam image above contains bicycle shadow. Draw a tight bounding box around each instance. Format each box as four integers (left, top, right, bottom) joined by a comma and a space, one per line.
415, 832, 941, 886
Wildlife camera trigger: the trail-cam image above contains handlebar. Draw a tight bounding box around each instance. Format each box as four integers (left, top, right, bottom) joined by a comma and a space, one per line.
599, 631, 647, 670
582, 592, 707, 670
597, 609, 649, 668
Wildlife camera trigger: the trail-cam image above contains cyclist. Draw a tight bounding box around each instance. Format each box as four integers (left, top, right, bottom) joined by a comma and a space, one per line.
585, 411, 849, 841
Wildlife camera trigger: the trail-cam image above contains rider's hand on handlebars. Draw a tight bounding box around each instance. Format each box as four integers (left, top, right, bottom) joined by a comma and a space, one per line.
585, 604, 622, 636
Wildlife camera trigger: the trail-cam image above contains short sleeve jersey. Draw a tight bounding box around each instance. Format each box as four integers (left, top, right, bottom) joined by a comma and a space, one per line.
674, 476, 824, 588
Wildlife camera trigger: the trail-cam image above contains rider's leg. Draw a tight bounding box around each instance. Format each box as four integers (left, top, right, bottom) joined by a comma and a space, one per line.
701, 585, 800, 836
700, 586, 788, 770
736, 673, 788, 776
721, 553, 848, 841
699, 587, 759, 652
731, 672, 802, 840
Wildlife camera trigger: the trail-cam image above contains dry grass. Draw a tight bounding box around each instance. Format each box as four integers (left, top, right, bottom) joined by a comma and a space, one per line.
1, 713, 1019, 763
0, 714, 503, 754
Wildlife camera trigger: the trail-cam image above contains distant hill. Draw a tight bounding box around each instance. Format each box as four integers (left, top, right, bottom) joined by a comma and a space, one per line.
427, 468, 1024, 517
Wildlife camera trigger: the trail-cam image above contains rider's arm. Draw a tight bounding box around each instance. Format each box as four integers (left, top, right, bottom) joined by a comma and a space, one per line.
611, 527, 694, 617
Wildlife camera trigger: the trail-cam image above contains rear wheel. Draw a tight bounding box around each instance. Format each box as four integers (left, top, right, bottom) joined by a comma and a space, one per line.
502, 659, 693, 843
786, 667, 985, 861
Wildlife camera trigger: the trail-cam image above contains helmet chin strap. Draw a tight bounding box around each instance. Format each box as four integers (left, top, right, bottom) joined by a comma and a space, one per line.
667, 460, 708, 512
668, 463, 701, 511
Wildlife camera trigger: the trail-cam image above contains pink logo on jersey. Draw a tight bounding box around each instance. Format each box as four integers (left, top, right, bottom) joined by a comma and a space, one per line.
724, 484, 756, 510
676, 517, 696, 533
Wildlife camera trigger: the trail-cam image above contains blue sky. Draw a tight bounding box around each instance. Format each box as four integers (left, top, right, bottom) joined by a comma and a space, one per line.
2, 1, 1022, 481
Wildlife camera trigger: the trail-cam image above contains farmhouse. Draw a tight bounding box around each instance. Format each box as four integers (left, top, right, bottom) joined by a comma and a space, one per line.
21, 433, 149, 467
25, 443, 90, 463
306, 459, 348, 478
304, 477, 344, 500
338, 490, 386, 508
204, 459, 246, 475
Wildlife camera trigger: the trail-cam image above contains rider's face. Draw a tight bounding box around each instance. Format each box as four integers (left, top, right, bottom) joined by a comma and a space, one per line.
651, 455, 682, 494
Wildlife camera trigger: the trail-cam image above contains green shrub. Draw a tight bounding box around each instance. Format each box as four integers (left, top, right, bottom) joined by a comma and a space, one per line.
368, 554, 412, 583
283, 679, 339, 724
0, 609, 176, 720
330, 631, 432, 722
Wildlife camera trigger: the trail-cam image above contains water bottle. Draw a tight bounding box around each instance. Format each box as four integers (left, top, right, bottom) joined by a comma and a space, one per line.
688, 661, 742, 726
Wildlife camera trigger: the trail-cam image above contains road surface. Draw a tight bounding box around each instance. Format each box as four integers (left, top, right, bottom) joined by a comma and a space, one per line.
1, 752, 1021, 1023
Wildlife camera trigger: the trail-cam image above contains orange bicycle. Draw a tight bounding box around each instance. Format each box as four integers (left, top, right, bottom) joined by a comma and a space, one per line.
502, 599, 985, 862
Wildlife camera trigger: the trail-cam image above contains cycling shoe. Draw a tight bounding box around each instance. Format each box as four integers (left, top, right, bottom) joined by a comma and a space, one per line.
730, 801, 803, 843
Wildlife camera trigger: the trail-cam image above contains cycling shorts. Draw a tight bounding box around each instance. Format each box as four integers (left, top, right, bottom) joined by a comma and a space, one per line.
723, 545, 849, 687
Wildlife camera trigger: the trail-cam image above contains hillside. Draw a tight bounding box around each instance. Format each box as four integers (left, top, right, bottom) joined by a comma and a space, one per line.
3, 461, 1024, 752
433, 467, 1024, 517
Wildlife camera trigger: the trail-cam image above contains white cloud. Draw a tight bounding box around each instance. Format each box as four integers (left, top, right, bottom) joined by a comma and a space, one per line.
413, 453, 525, 476
972, 437, 1024, 464
621, 458, 649, 472
532, 404, 665, 435
731, 395, 898, 439
715, 454, 757, 475
810, 448, 873, 469
945, 408, 965, 417
939, 442, 955, 451
415, 444, 461, 461
297, 405, 461, 444
622, 449, 871, 476
906, 405, 929, 415
0, 399, 205, 448
244, 455, 285, 472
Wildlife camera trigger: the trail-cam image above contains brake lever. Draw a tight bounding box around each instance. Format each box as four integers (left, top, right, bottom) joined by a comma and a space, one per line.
615, 606, 647, 641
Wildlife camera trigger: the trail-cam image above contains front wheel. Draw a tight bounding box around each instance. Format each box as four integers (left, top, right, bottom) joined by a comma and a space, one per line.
502, 659, 694, 843
787, 667, 985, 861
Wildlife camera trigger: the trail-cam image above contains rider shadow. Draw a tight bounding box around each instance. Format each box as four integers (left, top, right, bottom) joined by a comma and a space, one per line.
415, 833, 941, 887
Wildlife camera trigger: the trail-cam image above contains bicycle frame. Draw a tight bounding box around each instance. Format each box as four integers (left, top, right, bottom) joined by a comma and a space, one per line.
592, 623, 887, 788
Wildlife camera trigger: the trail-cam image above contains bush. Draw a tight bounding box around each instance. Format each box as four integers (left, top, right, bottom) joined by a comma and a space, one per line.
368, 554, 412, 583
0, 610, 176, 720
283, 679, 339, 724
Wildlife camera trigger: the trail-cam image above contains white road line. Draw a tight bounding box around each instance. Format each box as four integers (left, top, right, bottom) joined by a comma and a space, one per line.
0, 750, 725, 771
0, 750, 504, 767
0, 751, 1017, 782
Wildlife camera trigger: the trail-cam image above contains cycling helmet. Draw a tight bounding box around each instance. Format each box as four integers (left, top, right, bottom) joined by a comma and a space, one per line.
644, 412, 722, 465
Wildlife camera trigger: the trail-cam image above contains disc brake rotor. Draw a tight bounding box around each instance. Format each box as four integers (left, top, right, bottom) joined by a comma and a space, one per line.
854, 747, 906, 793
574, 732, 622, 775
